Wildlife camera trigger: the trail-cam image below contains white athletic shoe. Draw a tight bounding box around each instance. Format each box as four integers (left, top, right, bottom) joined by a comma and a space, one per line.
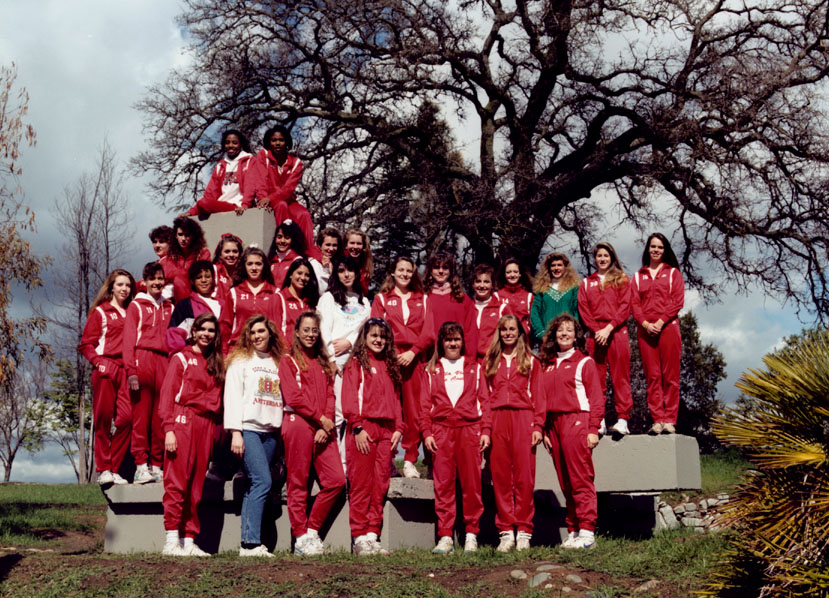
353, 535, 374, 556
302, 535, 325, 556
516, 531, 532, 551
432, 536, 454, 554
561, 531, 579, 549
463, 533, 478, 552
162, 542, 185, 556
597, 419, 607, 436
134, 466, 154, 485
610, 419, 630, 436
111, 473, 129, 485
496, 530, 515, 553
294, 533, 310, 555
97, 470, 114, 485
151, 466, 163, 482
366, 532, 389, 555
402, 461, 421, 479
573, 530, 596, 549
181, 543, 211, 557
239, 544, 274, 558
661, 422, 676, 434
649, 423, 664, 435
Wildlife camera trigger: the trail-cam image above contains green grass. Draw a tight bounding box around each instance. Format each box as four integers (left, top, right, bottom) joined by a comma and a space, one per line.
0, 483, 106, 506
699, 449, 751, 495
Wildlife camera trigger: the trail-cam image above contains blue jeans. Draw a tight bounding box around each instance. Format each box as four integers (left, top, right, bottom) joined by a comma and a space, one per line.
241, 430, 280, 545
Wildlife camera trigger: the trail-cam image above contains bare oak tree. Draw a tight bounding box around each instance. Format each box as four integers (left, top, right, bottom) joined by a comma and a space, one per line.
136, 0, 829, 314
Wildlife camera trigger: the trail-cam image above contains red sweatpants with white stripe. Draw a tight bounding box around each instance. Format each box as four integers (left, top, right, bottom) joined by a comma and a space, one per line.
130, 349, 167, 468
431, 422, 484, 538
398, 354, 424, 464
282, 413, 346, 538
545, 411, 597, 532
91, 365, 131, 473
636, 319, 681, 424
346, 418, 394, 537
587, 325, 633, 420
490, 408, 536, 533
162, 406, 215, 537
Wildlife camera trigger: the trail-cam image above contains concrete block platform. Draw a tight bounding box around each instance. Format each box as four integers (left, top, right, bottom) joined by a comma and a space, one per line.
102, 434, 700, 553
190, 209, 276, 254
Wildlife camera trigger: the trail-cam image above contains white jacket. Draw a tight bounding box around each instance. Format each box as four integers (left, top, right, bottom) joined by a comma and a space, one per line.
317, 291, 371, 370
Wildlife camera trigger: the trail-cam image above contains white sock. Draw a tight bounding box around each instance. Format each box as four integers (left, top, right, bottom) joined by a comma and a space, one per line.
183, 537, 194, 548
165, 530, 179, 545
578, 529, 595, 541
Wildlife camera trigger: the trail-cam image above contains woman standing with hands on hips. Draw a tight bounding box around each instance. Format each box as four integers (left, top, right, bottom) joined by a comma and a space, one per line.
535, 314, 603, 550
223, 315, 286, 558
631, 233, 684, 435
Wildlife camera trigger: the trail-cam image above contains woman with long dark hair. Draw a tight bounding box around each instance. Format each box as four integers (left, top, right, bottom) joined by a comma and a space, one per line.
162, 216, 211, 303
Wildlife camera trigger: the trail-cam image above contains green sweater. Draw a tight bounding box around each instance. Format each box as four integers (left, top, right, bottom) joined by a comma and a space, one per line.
530, 285, 580, 342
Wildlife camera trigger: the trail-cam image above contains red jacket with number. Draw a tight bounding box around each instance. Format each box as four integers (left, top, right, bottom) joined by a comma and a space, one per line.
79, 302, 127, 375
427, 292, 479, 357
341, 354, 404, 433
242, 150, 303, 207
486, 355, 544, 431
187, 153, 252, 215
370, 291, 434, 355
220, 281, 278, 353
214, 263, 234, 300
474, 295, 512, 358
159, 346, 222, 433
161, 248, 212, 304
494, 285, 533, 334
122, 293, 173, 377
578, 273, 631, 333
278, 351, 335, 427
420, 356, 491, 438
533, 349, 603, 434
630, 266, 684, 326
270, 289, 313, 341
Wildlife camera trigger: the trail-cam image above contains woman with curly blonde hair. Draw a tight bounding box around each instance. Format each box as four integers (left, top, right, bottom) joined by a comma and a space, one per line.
530, 252, 581, 343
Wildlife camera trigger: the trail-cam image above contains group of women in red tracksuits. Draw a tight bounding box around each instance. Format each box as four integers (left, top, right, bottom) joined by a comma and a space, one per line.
80, 123, 686, 557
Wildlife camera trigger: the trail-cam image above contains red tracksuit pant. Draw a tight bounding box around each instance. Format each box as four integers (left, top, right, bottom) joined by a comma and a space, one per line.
271, 201, 315, 259
91, 365, 131, 473
193, 197, 237, 215
431, 421, 484, 538
162, 406, 215, 537
490, 409, 536, 533
587, 325, 634, 420
346, 418, 394, 537
130, 349, 167, 468
545, 411, 597, 532
398, 353, 424, 464
282, 413, 346, 538
636, 319, 681, 424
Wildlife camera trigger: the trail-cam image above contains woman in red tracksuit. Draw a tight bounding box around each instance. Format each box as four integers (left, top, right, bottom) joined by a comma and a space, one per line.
341, 318, 404, 555
162, 216, 212, 303
279, 312, 346, 555
424, 251, 478, 358
631, 233, 684, 435
271, 258, 320, 341
243, 124, 315, 253
422, 322, 490, 555
370, 256, 434, 479
211, 233, 243, 300
185, 129, 253, 217
535, 313, 603, 550
159, 313, 224, 557
494, 258, 534, 335
79, 269, 136, 486
220, 247, 278, 354
483, 314, 543, 552
470, 263, 511, 361
123, 262, 173, 485
577, 242, 634, 436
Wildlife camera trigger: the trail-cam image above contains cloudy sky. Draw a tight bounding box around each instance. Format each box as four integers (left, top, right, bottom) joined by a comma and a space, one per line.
0, 1, 808, 483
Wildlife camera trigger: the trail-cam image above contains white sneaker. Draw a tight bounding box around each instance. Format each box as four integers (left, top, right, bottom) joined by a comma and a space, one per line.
598, 419, 607, 436
181, 543, 211, 557
402, 461, 420, 479
661, 422, 676, 434
162, 542, 185, 556
516, 531, 532, 551
463, 533, 478, 552
432, 536, 454, 554
239, 544, 275, 558
610, 419, 630, 436
97, 470, 114, 485
294, 533, 310, 555
151, 466, 163, 482
353, 535, 373, 556
562, 531, 578, 548
134, 467, 154, 485
111, 473, 129, 485
366, 532, 388, 555
573, 530, 596, 549
303, 536, 325, 556
496, 530, 515, 552
649, 423, 664, 435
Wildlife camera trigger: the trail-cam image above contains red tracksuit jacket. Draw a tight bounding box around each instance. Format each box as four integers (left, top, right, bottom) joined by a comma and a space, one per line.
159, 346, 223, 433
161, 248, 212, 304
214, 263, 234, 301
79, 303, 127, 373
220, 281, 278, 353
428, 292, 479, 357
494, 285, 533, 333
486, 355, 544, 432
474, 295, 511, 358
370, 291, 434, 354
122, 293, 173, 377
278, 353, 335, 427
341, 355, 404, 433
421, 356, 491, 438
533, 349, 604, 434
270, 250, 301, 287
630, 266, 684, 326
242, 150, 303, 207
578, 273, 631, 333
270, 289, 312, 341
187, 154, 252, 216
